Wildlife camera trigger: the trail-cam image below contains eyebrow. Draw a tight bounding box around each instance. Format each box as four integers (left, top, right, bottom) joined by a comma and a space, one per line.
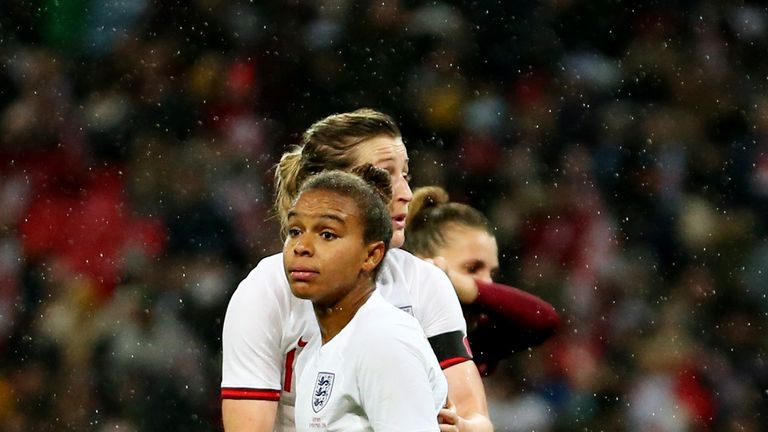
375, 156, 410, 166
286, 210, 346, 225
375, 156, 395, 165
318, 213, 346, 224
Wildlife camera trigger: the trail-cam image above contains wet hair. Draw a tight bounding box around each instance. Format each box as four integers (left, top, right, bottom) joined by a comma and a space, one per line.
293, 165, 393, 266
403, 186, 492, 257
275, 108, 401, 228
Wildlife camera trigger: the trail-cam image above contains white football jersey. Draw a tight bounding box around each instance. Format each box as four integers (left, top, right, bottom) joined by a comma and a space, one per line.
294, 290, 447, 432
221, 248, 466, 431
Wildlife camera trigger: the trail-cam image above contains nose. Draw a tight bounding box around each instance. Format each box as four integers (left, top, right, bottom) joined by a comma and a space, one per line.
477, 271, 493, 284
393, 174, 413, 204
291, 235, 313, 256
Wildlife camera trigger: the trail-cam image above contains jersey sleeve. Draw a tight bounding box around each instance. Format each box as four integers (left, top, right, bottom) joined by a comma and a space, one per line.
409, 253, 467, 338
473, 280, 561, 348
468, 281, 561, 375
357, 327, 445, 432
406, 253, 472, 367
220, 260, 285, 401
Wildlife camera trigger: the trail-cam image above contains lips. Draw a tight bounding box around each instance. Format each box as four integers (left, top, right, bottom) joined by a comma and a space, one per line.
288, 266, 319, 282
391, 213, 407, 230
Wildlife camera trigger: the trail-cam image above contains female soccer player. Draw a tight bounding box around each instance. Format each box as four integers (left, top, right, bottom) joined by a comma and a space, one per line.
286, 168, 447, 431
403, 186, 561, 375
222, 109, 491, 432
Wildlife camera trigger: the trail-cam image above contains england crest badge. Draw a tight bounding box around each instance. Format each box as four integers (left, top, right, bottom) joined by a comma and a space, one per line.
312, 372, 335, 413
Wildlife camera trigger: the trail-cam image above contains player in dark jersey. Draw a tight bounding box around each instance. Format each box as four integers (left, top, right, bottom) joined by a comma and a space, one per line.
404, 186, 561, 375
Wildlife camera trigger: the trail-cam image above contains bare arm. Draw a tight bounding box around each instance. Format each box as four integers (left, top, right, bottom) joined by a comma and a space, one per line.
443, 361, 494, 432
222, 399, 277, 432
221, 256, 294, 432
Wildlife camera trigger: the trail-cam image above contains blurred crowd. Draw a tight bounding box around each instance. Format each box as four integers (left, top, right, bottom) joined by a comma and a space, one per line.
1, 0, 767, 431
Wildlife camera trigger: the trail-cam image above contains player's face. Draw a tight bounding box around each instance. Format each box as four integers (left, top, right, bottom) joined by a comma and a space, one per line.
434, 225, 499, 283
353, 135, 412, 249
283, 189, 376, 307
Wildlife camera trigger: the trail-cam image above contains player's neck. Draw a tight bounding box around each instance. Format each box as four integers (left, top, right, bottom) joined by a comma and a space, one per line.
313, 280, 375, 344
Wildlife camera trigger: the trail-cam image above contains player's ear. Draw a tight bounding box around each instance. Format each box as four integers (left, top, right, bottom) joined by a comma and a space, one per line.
362, 241, 385, 272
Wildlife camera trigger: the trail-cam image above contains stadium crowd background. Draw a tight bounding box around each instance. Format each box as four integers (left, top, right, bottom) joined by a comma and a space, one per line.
1, 0, 767, 430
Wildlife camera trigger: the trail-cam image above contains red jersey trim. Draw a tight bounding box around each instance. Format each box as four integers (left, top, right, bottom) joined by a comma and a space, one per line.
440, 356, 471, 369
283, 337, 309, 392
221, 387, 281, 401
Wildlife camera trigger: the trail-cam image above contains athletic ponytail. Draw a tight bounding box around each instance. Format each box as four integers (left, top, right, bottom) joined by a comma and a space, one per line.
406, 186, 450, 230
403, 186, 491, 258
274, 147, 305, 228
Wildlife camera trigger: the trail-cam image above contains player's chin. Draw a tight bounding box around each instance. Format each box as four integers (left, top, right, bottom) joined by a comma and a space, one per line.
390, 229, 405, 249
288, 282, 313, 299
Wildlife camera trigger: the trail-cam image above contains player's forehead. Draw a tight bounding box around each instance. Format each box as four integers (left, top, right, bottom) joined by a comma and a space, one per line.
289, 189, 362, 224
446, 226, 498, 260
354, 135, 408, 166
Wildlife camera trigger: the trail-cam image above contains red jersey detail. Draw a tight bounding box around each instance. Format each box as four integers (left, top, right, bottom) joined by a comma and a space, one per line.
439, 356, 470, 369
220, 388, 280, 400
284, 349, 297, 391
284, 337, 309, 392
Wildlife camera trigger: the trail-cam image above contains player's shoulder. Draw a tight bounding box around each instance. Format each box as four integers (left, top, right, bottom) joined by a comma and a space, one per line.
354, 293, 423, 342
229, 252, 290, 303
251, 251, 285, 272
383, 248, 419, 270
383, 248, 447, 281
